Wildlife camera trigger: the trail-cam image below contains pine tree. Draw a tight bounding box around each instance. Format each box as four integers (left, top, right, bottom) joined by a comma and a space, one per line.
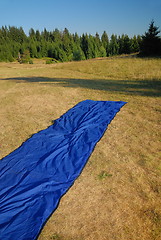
73, 33, 80, 45
101, 31, 109, 56
62, 28, 74, 60
95, 32, 101, 49
42, 28, 50, 41
29, 41, 38, 58
0, 44, 14, 62
40, 40, 48, 57
81, 34, 89, 59
35, 30, 41, 41
99, 46, 106, 57
88, 35, 98, 58
72, 46, 85, 61
20, 49, 31, 63
131, 35, 140, 53
140, 20, 161, 56
118, 35, 124, 54
109, 35, 119, 56
123, 35, 132, 54
9, 26, 26, 44
29, 28, 36, 40
52, 28, 62, 42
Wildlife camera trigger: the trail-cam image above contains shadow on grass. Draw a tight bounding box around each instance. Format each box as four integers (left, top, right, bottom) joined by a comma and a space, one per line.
3, 77, 161, 97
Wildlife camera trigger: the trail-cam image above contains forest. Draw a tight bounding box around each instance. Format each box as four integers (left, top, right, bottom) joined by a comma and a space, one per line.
0, 21, 160, 63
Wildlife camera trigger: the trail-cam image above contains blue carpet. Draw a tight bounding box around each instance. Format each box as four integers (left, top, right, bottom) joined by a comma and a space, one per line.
0, 100, 126, 240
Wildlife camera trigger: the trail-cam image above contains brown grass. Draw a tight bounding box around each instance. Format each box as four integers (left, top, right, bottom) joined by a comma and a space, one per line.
0, 57, 161, 240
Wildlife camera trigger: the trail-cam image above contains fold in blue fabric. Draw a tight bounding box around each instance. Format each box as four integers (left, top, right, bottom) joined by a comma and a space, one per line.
0, 100, 126, 240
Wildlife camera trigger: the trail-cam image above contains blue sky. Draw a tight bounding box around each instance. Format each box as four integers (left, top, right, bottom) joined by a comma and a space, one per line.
0, 0, 161, 37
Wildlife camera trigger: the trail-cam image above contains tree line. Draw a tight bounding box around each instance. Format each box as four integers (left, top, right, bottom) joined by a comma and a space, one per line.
0, 21, 160, 63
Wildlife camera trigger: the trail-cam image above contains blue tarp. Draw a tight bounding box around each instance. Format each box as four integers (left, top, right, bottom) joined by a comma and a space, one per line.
0, 100, 126, 240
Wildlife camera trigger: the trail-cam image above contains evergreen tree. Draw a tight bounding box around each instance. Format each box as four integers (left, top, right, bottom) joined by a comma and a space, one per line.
20, 49, 31, 63
88, 35, 98, 58
118, 34, 133, 54
73, 32, 80, 45
62, 28, 74, 60
40, 40, 48, 57
29, 28, 36, 40
118, 35, 124, 54
131, 35, 140, 53
36, 44, 42, 58
8, 26, 26, 44
109, 34, 119, 55
1, 26, 8, 40
95, 32, 101, 49
29, 41, 38, 58
140, 20, 161, 56
57, 48, 68, 62
52, 28, 62, 42
72, 46, 85, 61
137, 35, 142, 48
81, 34, 89, 59
93, 34, 104, 57
35, 30, 41, 41
101, 31, 109, 56
123, 35, 132, 54
99, 46, 106, 57
42, 28, 50, 41
47, 43, 54, 58
0, 44, 14, 62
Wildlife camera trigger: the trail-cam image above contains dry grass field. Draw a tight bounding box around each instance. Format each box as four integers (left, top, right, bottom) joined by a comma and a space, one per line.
0, 57, 161, 240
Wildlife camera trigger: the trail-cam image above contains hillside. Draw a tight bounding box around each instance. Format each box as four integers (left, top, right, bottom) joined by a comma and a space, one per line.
0, 57, 161, 240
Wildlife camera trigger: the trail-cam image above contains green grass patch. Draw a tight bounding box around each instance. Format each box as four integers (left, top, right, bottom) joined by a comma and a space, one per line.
98, 171, 113, 180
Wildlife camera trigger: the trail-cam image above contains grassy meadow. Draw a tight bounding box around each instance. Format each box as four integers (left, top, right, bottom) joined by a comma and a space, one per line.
0, 57, 161, 240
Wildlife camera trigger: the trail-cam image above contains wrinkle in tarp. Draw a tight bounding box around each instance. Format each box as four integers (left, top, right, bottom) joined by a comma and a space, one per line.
0, 100, 126, 240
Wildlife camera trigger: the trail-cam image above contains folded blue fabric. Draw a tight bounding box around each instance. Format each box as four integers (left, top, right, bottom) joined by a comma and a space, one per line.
0, 100, 126, 240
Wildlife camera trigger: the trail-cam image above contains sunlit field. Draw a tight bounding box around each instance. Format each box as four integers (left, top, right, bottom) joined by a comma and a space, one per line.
0, 57, 161, 240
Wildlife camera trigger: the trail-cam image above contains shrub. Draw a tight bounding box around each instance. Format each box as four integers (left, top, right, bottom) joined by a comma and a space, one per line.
46, 59, 53, 64
29, 59, 33, 64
